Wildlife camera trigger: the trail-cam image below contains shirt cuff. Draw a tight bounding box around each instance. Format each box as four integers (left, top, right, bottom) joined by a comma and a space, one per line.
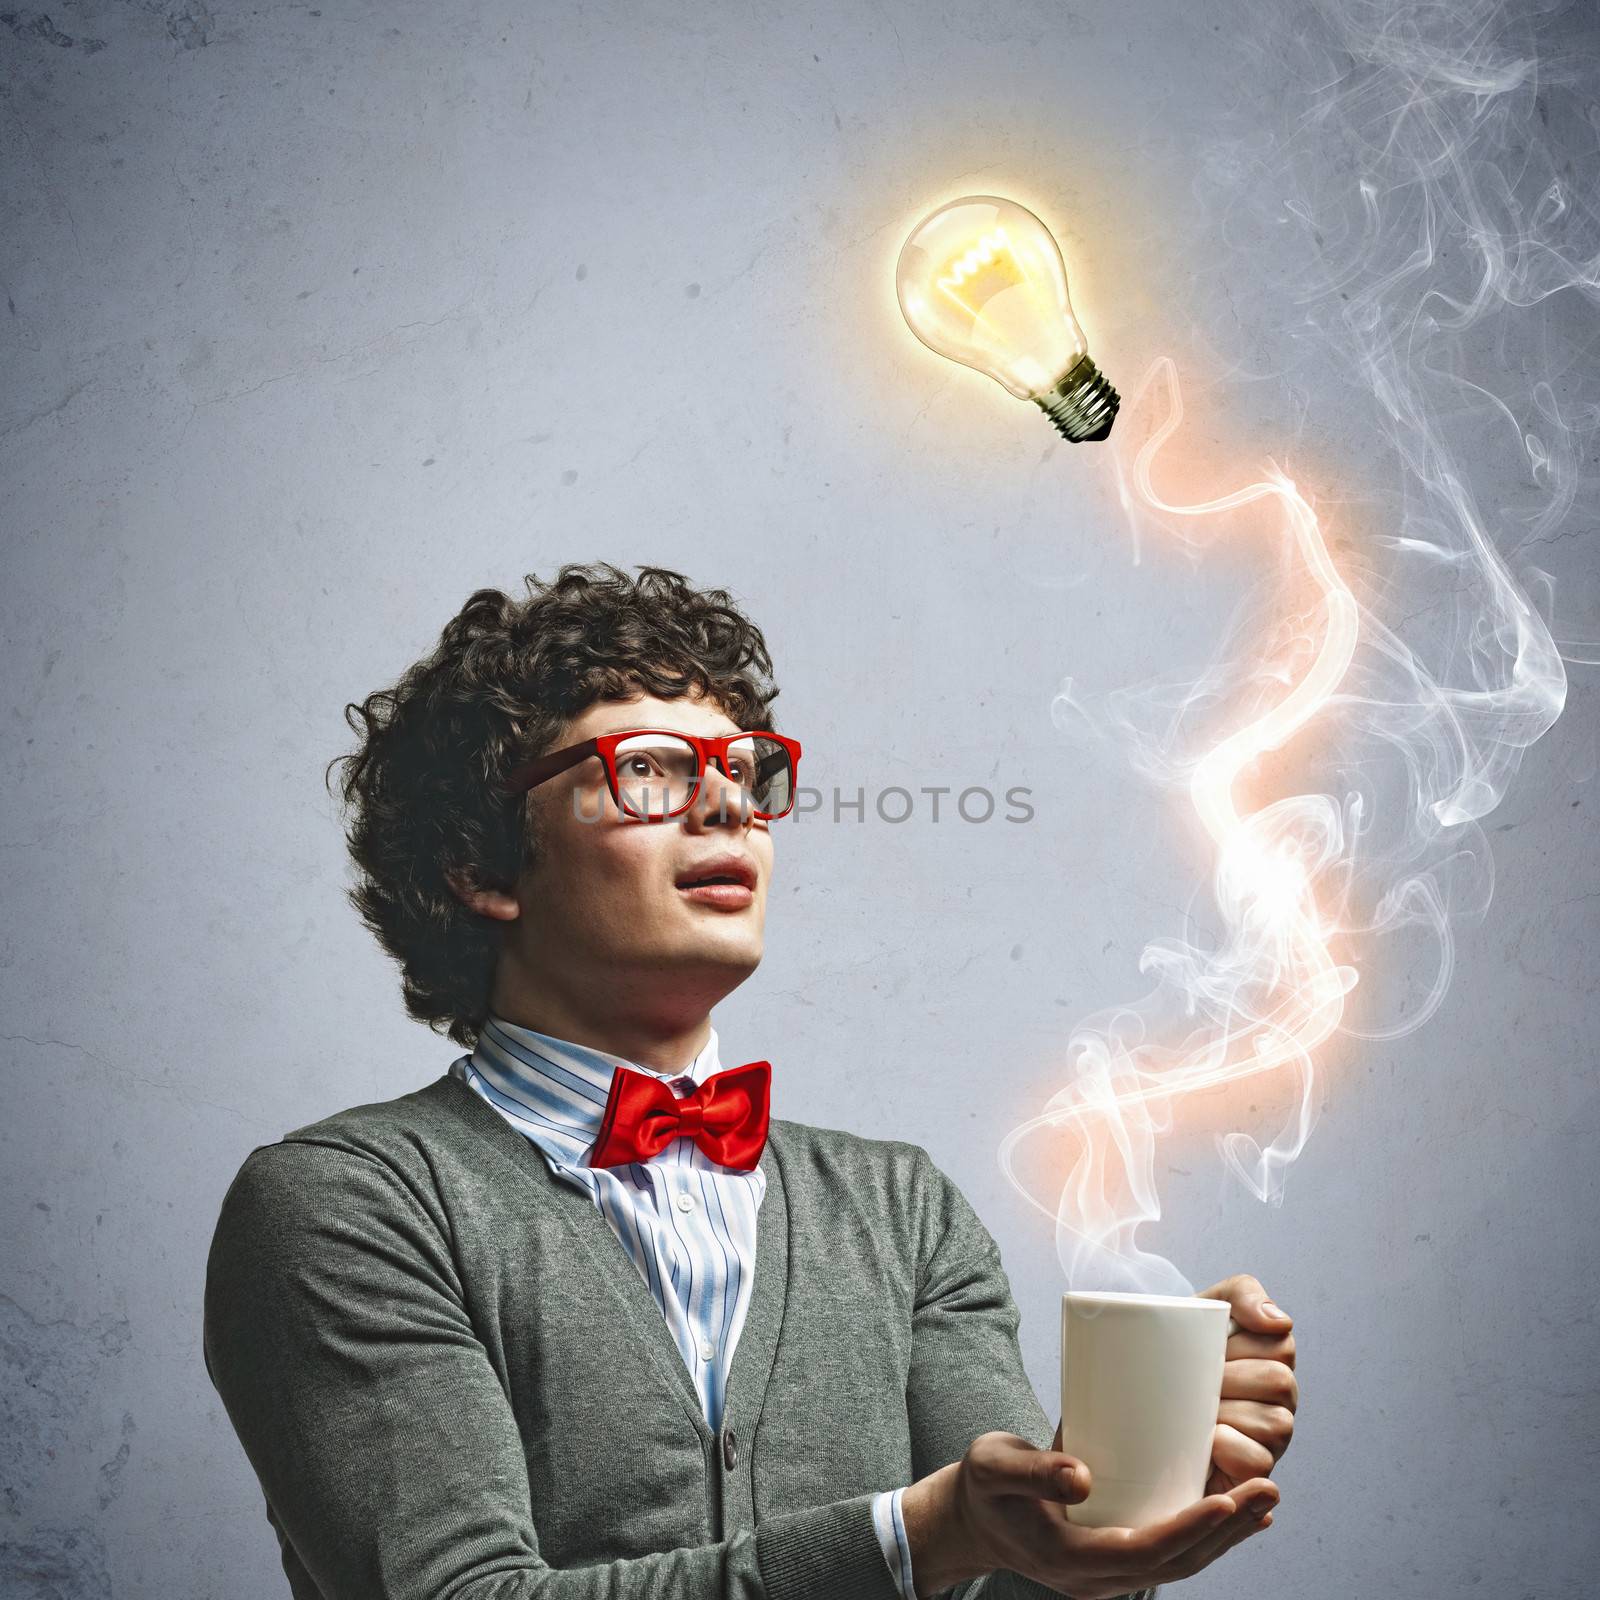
871, 1487, 918, 1600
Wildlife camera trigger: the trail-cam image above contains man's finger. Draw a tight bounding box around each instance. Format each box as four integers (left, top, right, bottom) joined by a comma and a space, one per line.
1031, 1450, 1093, 1503
1211, 1420, 1276, 1481
1197, 1273, 1292, 1331
1130, 1497, 1275, 1586
1221, 1357, 1299, 1410
1063, 1488, 1243, 1573
970, 1432, 1092, 1503
1225, 1324, 1296, 1369
1217, 1397, 1296, 1455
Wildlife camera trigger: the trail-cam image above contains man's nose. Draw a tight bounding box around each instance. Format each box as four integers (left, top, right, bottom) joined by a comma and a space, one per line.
687, 761, 752, 828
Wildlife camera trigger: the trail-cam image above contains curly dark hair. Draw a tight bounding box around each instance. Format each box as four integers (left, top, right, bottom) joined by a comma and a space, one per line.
324, 562, 783, 1049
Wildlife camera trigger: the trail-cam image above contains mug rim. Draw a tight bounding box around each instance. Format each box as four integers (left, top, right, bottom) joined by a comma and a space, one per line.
1063, 1290, 1227, 1311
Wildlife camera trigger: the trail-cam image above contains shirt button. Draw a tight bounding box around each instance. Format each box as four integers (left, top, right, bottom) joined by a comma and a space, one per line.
722, 1427, 738, 1470
675, 1193, 695, 1212
699, 1337, 716, 1361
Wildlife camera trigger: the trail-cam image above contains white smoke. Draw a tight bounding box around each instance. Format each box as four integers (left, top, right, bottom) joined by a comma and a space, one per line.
1006, 0, 1600, 1295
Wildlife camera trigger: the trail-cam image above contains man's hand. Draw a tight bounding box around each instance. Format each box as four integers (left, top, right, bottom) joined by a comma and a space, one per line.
1194, 1273, 1298, 1497
902, 1436, 1277, 1600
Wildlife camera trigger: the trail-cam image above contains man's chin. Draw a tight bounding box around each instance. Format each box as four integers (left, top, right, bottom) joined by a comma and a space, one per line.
665, 930, 763, 978
693, 934, 762, 969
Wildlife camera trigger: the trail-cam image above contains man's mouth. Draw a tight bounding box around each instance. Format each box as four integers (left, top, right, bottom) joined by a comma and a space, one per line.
674, 856, 757, 891
675, 855, 757, 907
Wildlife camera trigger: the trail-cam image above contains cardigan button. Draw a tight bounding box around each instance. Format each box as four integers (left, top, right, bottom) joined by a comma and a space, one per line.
722, 1427, 737, 1471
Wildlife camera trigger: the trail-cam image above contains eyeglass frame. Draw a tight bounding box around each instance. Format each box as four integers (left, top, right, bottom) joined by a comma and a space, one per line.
500, 727, 805, 822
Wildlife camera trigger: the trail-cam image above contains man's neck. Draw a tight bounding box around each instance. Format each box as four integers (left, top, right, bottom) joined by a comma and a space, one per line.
486, 993, 713, 1076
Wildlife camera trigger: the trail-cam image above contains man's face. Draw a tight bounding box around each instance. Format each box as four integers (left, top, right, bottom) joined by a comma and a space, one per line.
506, 686, 776, 1019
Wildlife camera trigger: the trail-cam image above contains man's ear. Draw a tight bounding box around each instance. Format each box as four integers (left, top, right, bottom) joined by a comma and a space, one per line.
445, 866, 521, 922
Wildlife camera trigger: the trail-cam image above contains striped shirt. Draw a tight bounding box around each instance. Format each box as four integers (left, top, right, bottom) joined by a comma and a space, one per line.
451, 1013, 918, 1600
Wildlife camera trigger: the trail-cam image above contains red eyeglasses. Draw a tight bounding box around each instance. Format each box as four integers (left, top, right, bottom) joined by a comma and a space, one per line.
502, 728, 804, 822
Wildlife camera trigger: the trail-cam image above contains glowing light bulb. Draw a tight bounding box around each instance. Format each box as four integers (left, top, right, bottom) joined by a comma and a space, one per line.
896, 194, 1118, 442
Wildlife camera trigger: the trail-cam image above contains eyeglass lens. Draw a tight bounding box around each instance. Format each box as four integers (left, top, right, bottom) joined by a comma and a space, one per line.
612, 733, 794, 819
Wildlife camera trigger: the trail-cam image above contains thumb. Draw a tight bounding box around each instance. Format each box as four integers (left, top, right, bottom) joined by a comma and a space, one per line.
1047, 1453, 1092, 1504
1046, 1419, 1089, 1501
1026, 1443, 1092, 1504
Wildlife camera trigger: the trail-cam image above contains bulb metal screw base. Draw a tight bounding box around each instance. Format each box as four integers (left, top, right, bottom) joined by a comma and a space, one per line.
1036, 354, 1119, 443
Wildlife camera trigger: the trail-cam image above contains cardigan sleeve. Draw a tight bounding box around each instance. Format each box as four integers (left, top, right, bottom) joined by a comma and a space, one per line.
902, 1145, 1157, 1600
203, 1139, 904, 1600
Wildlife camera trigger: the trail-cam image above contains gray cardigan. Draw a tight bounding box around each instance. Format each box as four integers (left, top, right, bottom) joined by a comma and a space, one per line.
203, 1069, 1152, 1600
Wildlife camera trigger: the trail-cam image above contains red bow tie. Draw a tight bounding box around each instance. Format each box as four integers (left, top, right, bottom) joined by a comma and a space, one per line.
588, 1060, 771, 1171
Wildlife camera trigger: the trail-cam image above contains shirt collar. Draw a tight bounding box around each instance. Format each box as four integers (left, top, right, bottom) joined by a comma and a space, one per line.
460, 1012, 722, 1169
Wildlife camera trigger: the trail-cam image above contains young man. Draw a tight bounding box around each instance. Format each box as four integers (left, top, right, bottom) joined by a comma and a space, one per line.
203, 563, 1297, 1600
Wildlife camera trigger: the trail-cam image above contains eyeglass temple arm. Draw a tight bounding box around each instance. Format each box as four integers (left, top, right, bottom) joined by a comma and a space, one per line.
504, 737, 598, 795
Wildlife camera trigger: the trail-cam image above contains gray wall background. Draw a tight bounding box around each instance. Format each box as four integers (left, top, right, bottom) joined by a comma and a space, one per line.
4, 0, 1597, 1595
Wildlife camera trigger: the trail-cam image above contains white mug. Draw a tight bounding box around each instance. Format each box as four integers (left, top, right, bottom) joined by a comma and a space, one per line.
1060, 1290, 1236, 1528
